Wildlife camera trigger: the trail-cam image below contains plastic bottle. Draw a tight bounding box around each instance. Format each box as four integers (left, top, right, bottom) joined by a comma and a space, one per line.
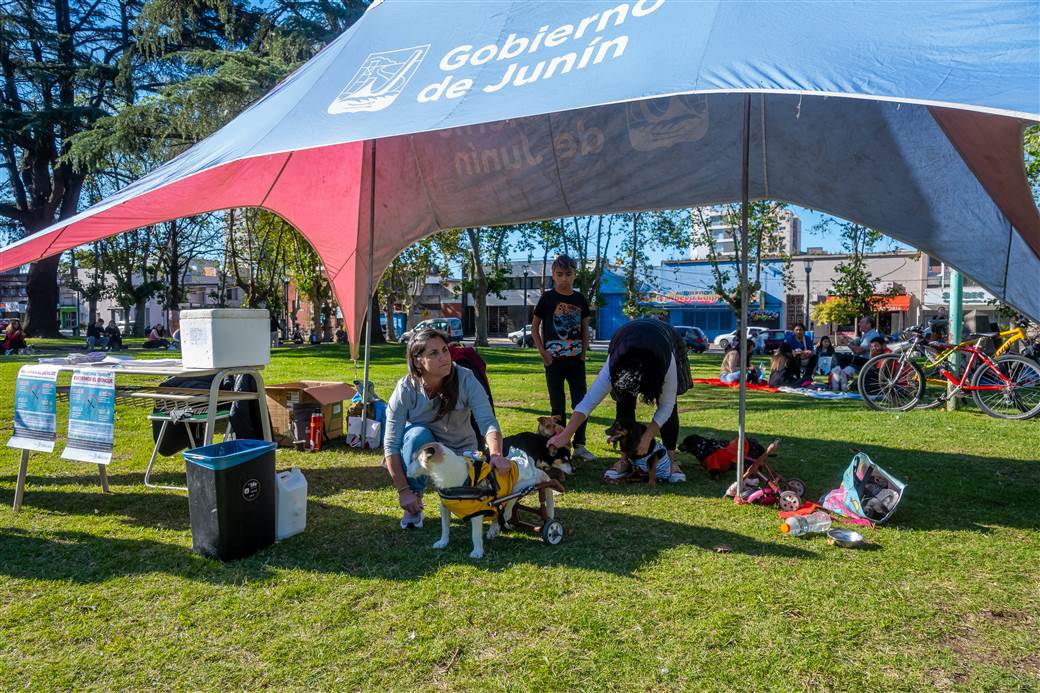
779, 510, 832, 536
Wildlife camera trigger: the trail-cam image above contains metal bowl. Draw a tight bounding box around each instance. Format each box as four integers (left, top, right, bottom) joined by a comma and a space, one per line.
826, 528, 866, 548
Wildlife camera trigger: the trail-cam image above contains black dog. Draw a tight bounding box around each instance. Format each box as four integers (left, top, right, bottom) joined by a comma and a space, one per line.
678, 433, 768, 479
502, 431, 574, 480
605, 420, 668, 485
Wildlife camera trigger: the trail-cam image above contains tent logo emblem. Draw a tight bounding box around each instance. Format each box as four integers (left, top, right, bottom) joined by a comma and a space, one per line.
328, 45, 430, 114
626, 95, 709, 151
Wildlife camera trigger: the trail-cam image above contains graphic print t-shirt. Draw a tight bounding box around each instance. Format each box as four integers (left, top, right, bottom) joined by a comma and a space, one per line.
534, 290, 591, 358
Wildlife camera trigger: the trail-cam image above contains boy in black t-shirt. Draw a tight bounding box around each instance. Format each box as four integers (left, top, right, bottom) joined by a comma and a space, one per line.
532, 255, 595, 461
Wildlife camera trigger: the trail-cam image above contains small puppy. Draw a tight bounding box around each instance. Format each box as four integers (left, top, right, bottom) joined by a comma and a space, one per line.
503, 416, 574, 479
605, 420, 669, 486
414, 443, 553, 559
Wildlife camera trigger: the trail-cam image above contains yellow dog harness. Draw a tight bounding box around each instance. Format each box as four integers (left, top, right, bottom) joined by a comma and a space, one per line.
438, 456, 519, 522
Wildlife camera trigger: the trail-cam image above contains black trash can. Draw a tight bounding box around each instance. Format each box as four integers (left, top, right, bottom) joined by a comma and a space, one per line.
183, 439, 276, 561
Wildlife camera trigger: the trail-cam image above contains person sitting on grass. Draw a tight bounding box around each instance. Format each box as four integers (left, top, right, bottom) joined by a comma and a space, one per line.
720, 339, 761, 384
143, 324, 170, 349
383, 328, 508, 530
105, 320, 123, 351
547, 318, 690, 483
768, 342, 803, 388
835, 316, 882, 371
815, 335, 836, 376
2, 319, 28, 354
785, 322, 817, 385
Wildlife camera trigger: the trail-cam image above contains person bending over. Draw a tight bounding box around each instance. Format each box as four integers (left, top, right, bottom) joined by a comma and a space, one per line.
383, 328, 508, 529
548, 318, 691, 483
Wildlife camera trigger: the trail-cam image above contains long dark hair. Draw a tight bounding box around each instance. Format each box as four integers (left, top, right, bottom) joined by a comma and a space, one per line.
407, 328, 458, 419
610, 347, 667, 405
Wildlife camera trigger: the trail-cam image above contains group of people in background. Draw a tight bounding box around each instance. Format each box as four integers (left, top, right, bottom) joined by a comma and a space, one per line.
86, 318, 124, 351
720, 316, 890, 391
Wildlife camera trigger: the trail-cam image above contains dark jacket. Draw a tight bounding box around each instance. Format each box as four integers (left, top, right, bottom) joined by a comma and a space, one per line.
608, 319, 692, 395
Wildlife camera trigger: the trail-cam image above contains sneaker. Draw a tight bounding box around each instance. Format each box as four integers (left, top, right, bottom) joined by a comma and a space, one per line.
572, 444, 596, 462
668, 465, 687, 483
603, 460, 632, 482
400, 509, 424, 529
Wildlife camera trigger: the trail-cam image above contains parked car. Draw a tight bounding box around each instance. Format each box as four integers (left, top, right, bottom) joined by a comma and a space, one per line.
713, 326, 768, 350
400, 317, 464, 342
756, 329, 789, 355
673, 325, 709, 353
508, 325, 534, 347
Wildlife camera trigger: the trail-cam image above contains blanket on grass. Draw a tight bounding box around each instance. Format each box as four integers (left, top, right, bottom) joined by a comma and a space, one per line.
777, 386, 862, 400
693, 378, 779, 393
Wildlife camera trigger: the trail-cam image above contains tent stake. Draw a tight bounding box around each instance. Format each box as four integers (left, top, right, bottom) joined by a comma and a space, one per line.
360, 139, 377, 448
735, 94, 751, 499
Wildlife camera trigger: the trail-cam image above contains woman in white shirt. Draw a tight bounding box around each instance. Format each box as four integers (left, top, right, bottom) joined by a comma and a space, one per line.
549, 319, 690, 482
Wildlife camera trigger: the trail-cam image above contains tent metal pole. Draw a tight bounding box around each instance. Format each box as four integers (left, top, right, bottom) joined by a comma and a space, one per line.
946, 268, 963, 412
735, 94, 751, 499
360, 139, 377, 448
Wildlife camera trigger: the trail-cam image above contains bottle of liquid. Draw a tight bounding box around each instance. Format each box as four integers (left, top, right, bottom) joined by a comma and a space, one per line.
779, 510, 832, 536
309, 412, 324, 451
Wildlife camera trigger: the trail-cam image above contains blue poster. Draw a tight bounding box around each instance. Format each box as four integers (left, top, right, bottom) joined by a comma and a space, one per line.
7, 364, 59, 453
62, 369, 116, 464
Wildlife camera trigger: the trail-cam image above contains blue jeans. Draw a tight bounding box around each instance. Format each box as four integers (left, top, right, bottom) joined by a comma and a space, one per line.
400, 424, 435, 493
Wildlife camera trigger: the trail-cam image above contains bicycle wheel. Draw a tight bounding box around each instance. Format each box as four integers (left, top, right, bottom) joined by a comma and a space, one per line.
970, 354, 1040, 419
915, 346, 949, 410
858, 354, 924, 412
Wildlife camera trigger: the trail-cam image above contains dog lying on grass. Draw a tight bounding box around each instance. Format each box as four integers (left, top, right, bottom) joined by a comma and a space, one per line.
502, 416, 574, 480
414, 442, 554, 559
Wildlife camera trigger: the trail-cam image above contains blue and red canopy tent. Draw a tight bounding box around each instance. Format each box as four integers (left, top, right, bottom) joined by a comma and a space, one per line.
2, 0, 1038, 476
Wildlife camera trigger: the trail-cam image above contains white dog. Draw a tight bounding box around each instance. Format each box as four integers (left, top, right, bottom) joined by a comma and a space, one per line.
414, 443, 553, 559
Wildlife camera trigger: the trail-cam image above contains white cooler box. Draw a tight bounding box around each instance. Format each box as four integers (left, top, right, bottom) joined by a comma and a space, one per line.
180, 308, 271, 369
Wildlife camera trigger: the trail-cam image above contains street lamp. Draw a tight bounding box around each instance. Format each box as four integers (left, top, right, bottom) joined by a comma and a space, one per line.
803, 260, 813, 327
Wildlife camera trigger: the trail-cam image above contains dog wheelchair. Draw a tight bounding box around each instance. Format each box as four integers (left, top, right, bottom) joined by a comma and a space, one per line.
436, 451, 567, 545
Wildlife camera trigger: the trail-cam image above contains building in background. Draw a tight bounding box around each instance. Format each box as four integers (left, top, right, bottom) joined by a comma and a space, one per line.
639, 259, 788, 339
0, 267, 29, 319
690, 207, 801, 260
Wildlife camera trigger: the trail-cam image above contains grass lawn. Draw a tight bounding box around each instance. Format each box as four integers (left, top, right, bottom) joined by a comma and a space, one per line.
1, 343, 1038, 690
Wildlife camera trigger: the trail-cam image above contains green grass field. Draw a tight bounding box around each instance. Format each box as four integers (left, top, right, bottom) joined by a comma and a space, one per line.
1, 342, 1038, 690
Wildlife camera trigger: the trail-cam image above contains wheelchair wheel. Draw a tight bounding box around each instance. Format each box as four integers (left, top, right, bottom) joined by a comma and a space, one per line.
541, 520, 564, 545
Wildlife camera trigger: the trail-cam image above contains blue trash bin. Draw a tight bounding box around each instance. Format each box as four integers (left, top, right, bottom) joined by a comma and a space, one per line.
183, 439, 276, 561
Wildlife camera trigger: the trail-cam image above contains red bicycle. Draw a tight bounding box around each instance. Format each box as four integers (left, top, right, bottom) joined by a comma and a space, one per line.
858, 326, 1040, 419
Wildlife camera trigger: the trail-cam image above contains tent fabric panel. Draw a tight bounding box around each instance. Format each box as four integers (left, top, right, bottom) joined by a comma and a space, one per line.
0, 153, 292, 271
929, 107, 1040, 256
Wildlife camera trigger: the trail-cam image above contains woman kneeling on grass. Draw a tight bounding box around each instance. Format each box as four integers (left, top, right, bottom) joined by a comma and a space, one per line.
383, 328, 510, 529
548, 318, 690, 483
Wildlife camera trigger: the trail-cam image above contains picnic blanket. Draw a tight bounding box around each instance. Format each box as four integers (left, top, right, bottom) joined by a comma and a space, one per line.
693, 378, 779, 393
777, 386, 862, 400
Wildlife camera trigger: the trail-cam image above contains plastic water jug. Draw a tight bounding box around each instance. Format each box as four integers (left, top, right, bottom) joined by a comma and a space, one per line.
275, 467, 307, 540
779, 510, 832, 537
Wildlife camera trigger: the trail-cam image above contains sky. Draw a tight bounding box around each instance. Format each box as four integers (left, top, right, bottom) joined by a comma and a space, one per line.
505, 204, 910, 267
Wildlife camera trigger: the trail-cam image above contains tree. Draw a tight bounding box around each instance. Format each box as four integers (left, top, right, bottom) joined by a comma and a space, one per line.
618, 210, 687, 317
815, 218, 891, 321
464, 226, 513, 346
0, 0, 148, 336
811, 296, 857, 335
379, 239, 439, 341
691, 202, 794, 318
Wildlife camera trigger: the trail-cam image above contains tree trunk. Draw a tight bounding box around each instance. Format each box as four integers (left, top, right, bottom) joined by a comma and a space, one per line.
24, 256, 62, 337
466, 229, 489, 346
167, 221, 180, 328
88, 297, 98, 325
368, 294, 386, 344
384, 292, 397, 341
134, 296, 148, 336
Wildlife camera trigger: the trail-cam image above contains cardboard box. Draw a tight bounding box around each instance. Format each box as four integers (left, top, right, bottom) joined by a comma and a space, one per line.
265, 381, 355, 446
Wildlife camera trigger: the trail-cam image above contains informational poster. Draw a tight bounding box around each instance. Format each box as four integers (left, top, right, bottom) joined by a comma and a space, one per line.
62, 369, 116, 464
7, 364, 59, 452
